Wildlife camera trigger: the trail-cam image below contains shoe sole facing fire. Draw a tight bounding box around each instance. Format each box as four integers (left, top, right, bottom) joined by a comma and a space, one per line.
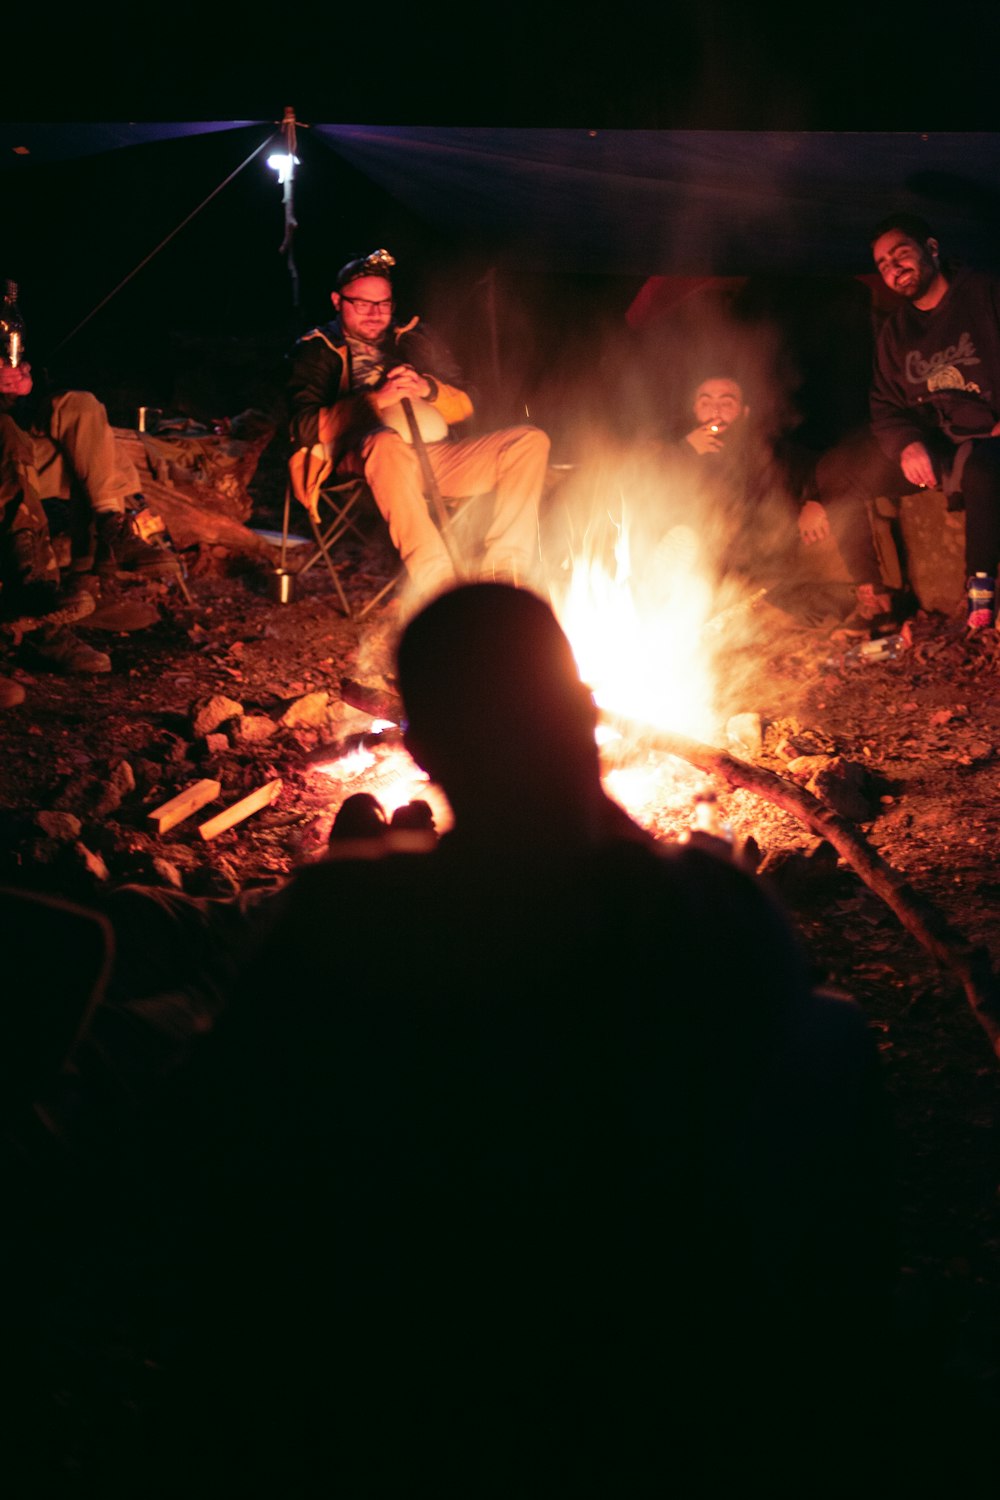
0, 588, 96, 637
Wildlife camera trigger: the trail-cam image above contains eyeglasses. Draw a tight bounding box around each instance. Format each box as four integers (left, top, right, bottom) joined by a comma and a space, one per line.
340, 295, 394, 313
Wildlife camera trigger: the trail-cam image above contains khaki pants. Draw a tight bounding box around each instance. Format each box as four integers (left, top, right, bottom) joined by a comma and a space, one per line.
28, 391, 141, 516
0, 413, 59, 586
349, 424, 550, 600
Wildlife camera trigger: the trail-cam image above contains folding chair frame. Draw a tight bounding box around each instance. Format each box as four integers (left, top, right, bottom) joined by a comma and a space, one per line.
282, 442, 491, 621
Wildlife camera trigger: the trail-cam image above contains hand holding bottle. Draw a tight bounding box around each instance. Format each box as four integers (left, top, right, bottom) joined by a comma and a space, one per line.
0, 279, 26, 370
0, 359, 32, 397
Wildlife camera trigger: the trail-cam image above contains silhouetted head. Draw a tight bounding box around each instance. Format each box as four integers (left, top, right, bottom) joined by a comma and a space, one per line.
397, 583, 600, 823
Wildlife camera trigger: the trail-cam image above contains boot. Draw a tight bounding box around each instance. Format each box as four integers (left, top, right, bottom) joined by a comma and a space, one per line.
24, 625, 111, 674
94, 506, 180, 579
0, 577, 96, 633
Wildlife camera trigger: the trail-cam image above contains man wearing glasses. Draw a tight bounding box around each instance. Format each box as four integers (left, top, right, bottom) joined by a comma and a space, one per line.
288, 248, 550, 603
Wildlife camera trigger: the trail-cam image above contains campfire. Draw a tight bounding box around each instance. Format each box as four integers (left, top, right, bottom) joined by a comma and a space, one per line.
311, 508, 742, 844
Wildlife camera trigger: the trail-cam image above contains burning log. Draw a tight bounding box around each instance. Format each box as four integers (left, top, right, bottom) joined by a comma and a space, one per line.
604, 714, 1000, 1061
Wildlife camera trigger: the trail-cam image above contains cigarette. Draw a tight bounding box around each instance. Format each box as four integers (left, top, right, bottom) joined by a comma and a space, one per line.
709, 423, 720, 434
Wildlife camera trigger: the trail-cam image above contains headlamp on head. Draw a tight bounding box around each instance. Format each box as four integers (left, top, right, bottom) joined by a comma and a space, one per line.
336, 247, 396, 289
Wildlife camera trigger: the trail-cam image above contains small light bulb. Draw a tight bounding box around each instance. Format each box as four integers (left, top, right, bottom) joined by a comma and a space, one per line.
267, 152, 300, 184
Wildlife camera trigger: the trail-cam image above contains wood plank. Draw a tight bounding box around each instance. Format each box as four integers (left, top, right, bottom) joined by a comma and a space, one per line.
198, 778, 283, 841
148, 778, 221, 834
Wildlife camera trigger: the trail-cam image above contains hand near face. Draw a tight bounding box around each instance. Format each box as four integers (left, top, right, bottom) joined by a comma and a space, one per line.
683, 423, 725, 456
899, 441, 937, 490
798, 499, 831, 545
0, 360, 32, 398
373, 364, 431, 409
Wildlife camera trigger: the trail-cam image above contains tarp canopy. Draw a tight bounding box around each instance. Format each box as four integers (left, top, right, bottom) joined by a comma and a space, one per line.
4, 124, 998, 443
5, 124, 1000, 279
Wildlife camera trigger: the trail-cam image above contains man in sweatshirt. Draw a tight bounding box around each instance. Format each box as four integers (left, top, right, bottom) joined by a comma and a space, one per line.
870, 212, 1000, 629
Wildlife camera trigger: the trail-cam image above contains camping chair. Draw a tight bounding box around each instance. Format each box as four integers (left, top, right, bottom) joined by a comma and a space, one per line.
282, 437, 488, 620
280, 443, 377, 618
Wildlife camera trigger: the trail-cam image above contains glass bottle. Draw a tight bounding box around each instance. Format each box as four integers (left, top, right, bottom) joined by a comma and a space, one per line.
0, 280, 26, 368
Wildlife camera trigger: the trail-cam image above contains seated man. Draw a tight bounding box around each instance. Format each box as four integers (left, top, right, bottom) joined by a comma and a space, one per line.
0, 405, 111, 688
668, 373, 892, 624
287, 247, 550, 603
869, 211, 1000, 629
0, 346, 171, 581
162, 582, 894, 1494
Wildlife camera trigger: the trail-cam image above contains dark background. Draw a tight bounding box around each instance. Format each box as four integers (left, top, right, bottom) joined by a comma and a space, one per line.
6, 8, 1000, 457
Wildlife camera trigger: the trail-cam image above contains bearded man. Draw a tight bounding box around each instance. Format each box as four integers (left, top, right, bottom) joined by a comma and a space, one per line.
870, 212, 1000, 629
287, 248, 550, 604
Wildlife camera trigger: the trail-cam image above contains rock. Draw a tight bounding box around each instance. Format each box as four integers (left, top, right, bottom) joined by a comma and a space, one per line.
149, 856, 185, 889
789, 754, 877, 822
202, 733, 230, 755
280, 690, 330, 729
786, 753, 833, 778
757, 840, 840, 900
34, 810, 82, 842
191, 694, 244, 736
92, 759, 137, 818
231, 714, 278, 745
326, 700, 379, 736
726, 712, 763, 760
53, 758, 137, 818
73, 840, 110, 882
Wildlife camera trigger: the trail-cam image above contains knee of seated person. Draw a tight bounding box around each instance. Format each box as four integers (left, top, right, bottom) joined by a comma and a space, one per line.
516, 425, 550, 454
51, 389, 104, 423
364, 428, 409, 459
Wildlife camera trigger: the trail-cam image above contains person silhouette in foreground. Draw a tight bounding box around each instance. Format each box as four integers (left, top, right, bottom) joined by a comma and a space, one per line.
170, 583, 895, 1495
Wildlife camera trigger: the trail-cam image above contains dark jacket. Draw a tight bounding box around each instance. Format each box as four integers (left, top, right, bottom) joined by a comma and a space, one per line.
870, 267, 1000, 493
287, 313, 473, 466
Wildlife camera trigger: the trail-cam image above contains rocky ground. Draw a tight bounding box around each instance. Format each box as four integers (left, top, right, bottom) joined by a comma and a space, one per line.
2, 498, 1000, 1486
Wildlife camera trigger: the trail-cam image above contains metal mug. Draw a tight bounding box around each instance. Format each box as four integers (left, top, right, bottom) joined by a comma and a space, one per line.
271, 568, 295, 605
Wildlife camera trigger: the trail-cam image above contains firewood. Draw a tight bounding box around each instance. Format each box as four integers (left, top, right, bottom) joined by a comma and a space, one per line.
603, 713, 1000, 1061
139, 476, 276, 559
148, 778, 222, 834
198, 778, 283, 841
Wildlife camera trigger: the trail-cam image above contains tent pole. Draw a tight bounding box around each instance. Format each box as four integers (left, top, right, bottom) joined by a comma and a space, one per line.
278, 107, 300, 310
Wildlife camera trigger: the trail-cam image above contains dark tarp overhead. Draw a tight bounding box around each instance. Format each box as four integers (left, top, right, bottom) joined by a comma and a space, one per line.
6, 124, 1000, 278
4, 123, 999, 444
311, 127, 1000, 277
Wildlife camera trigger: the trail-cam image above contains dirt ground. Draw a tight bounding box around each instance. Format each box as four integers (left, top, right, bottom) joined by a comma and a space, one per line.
3, 494, 1000, 1484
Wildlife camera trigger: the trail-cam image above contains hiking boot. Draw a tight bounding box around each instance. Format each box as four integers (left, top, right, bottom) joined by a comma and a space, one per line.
24, 625, 111, 674
0, 578, 96, 634
94, 507, 180, 579
0, 674, 26, 708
